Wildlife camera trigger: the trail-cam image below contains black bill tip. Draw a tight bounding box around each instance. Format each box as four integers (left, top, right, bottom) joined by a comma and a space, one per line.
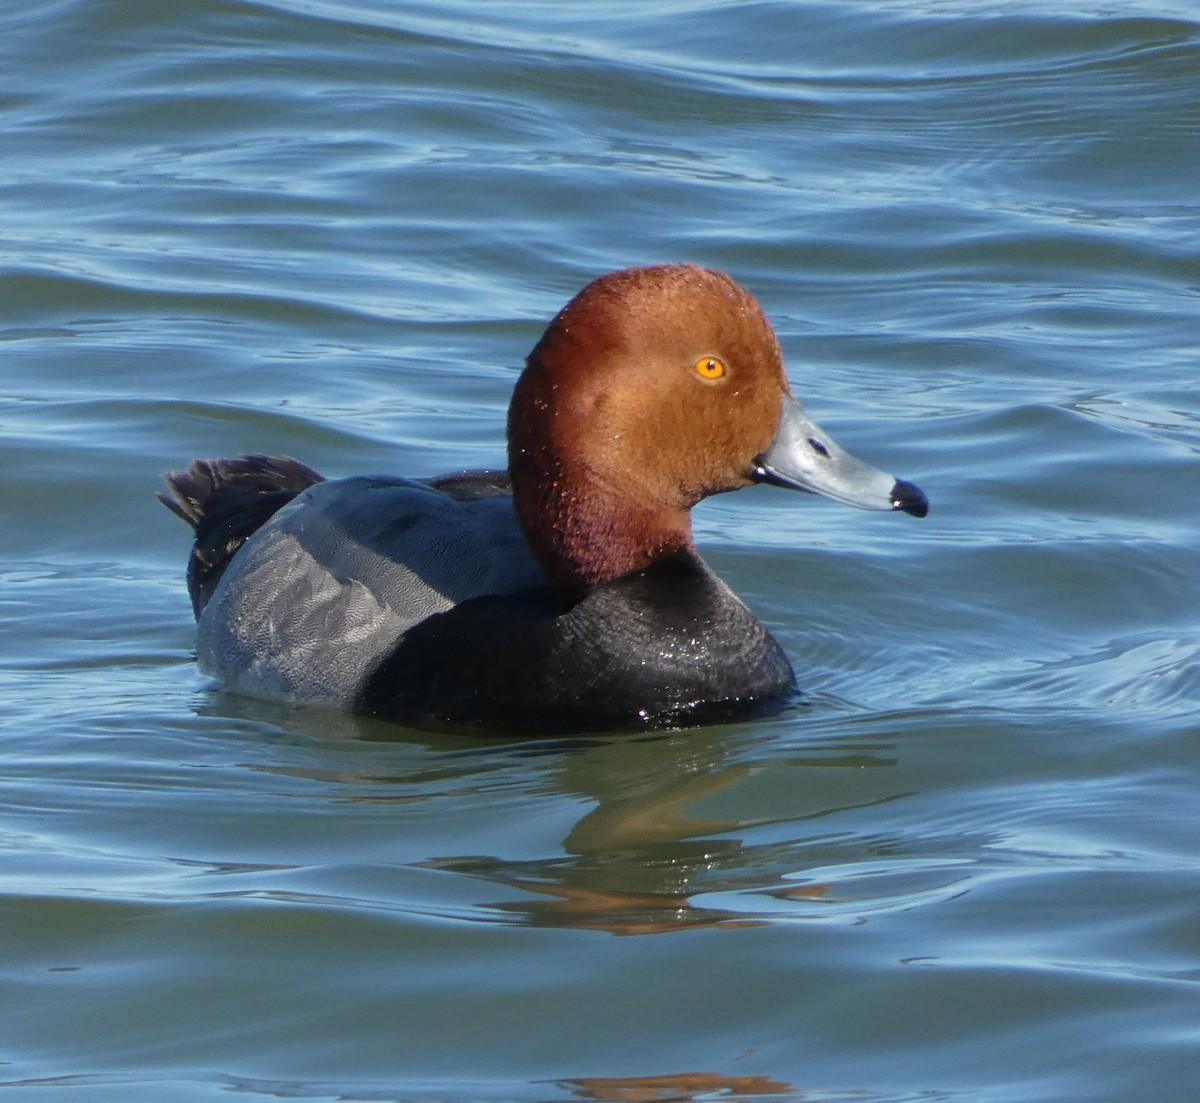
890, 479, 929, 518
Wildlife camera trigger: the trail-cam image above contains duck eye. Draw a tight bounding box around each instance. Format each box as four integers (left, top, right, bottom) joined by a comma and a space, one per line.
694, 356, 726, 381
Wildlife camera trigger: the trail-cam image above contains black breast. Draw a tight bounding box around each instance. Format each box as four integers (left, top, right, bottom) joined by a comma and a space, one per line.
358, 549, 795, 735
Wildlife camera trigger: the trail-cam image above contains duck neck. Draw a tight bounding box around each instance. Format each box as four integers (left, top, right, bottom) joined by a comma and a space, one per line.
527, 482, 694, 590
509, 433, 694, 590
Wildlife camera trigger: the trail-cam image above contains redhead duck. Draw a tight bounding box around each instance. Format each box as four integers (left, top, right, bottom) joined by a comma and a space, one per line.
161, 265, 927, 735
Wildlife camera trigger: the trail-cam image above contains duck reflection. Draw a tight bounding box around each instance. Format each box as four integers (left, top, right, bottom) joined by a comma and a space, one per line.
417, 731, 861, 935
204, 695, 906, 935
556, 1071, 794, 1100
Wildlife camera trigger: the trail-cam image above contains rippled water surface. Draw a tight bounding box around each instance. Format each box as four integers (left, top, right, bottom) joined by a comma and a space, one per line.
3, 1, 1200, 1100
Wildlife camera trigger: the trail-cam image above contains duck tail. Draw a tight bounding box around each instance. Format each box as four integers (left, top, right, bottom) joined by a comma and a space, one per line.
158, 454, 326, 617
158, 454, 325, 529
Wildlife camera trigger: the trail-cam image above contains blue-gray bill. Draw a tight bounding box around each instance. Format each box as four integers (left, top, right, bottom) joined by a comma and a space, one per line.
752, 394, 929, 518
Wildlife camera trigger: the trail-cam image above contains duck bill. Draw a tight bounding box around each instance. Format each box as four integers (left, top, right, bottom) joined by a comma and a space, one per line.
752, 394, 928, 517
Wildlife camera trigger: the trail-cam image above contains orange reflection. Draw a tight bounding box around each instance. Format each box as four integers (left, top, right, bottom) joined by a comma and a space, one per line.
562, 1071, 793, 1100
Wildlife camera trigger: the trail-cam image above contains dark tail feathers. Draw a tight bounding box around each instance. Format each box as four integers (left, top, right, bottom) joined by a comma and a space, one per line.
159, 454, 325, 617
158, 454, 325, 529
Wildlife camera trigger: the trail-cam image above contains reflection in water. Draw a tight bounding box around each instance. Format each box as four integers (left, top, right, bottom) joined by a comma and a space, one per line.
203, 694, 923, 935
557, 1071, 794, 1101
413, 729, 907, 935
484, 877, 776, 934
199, 1070, 802, 1101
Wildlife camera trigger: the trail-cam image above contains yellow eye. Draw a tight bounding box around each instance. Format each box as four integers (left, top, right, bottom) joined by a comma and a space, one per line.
694, 356, 726, 381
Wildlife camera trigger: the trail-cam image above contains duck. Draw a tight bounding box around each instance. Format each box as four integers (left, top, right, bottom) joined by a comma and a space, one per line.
161, 264, 927, 735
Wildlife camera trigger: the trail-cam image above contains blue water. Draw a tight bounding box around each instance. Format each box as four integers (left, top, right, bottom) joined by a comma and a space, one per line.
3, 1, 1200, 1100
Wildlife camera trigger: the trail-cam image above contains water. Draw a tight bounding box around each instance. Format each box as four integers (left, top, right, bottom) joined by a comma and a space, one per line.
3, 0, 1200, 1099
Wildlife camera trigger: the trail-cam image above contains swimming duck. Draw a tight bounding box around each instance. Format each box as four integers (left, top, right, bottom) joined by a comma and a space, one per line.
161, 264, 927, 734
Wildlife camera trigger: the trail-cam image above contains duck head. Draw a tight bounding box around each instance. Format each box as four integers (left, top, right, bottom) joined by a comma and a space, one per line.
508, 264, 927, 590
